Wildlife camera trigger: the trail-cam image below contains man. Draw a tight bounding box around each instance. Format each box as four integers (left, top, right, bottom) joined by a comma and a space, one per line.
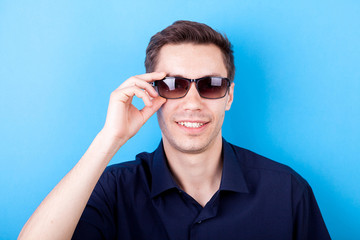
19, 21, 331, 240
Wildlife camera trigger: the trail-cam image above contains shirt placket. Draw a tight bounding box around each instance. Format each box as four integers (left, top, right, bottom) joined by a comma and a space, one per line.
189, 191, 220, 240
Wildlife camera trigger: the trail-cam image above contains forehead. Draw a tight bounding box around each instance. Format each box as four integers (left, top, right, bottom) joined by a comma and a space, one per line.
154, 43, 227, 79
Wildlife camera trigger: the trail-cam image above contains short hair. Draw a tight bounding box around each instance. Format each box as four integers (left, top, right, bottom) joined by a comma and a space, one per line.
145, 20, 235, 80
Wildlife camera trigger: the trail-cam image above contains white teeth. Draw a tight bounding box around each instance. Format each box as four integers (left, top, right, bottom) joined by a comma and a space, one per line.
178, 122, 204, 128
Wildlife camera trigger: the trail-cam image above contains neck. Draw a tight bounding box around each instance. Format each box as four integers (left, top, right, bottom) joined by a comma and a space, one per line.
163, 136, 223, 207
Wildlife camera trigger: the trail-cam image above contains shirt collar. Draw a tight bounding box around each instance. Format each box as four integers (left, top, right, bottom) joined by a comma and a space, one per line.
150, 141, 179, 198
219, 138, 249, 193
150, 138, 249, 198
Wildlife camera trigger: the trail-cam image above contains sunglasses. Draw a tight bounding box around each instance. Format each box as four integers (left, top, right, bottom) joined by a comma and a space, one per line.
153, 76, 232, 99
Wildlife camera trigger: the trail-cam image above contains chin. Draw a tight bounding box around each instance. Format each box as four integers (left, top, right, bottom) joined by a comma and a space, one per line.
177, 144, 207, 154
166, 135, 213, 154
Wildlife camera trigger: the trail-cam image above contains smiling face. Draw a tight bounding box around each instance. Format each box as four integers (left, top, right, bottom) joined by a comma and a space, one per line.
154, 43, 234, 154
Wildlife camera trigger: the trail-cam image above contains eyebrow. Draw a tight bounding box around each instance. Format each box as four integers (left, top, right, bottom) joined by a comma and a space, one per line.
166, 73, 225, 78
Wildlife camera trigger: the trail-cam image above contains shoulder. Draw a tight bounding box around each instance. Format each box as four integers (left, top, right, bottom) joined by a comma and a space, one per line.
98, 151, 155, 188
228, 142, 310, 190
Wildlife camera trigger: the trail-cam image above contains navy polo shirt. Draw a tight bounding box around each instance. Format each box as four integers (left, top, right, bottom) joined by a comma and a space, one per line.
72, 139, 331, 240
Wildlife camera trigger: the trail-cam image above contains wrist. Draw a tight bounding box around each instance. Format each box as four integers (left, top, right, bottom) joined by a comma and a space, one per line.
93, 129, 127, 157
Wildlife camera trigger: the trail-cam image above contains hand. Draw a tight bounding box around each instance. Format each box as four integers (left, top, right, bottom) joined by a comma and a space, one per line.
101, 72, 167, 143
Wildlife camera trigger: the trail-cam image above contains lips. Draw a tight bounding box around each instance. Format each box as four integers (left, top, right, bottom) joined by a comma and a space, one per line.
175, 119, 210, 130
177, 121, 205, 128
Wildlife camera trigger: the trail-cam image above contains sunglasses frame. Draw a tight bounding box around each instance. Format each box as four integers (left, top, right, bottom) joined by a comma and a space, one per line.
153, 76, 232, 99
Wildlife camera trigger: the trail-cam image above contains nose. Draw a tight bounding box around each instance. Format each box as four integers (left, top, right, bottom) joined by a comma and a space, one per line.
182, 82, 203, 110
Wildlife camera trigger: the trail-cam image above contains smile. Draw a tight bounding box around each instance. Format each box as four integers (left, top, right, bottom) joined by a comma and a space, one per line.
177, 121, 205, 128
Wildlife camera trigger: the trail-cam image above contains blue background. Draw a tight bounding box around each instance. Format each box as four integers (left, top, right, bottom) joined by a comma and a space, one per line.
1, 0, 359, 239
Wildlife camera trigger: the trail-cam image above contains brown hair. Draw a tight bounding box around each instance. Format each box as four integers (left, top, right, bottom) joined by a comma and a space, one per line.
145, 20, 235, 80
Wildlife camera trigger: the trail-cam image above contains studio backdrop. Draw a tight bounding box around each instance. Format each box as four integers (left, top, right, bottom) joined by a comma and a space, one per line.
1, 0, 359, 239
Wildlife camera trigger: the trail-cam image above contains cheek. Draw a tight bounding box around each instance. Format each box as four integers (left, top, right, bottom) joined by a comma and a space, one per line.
156, 109, 166, 128
218, 110, 226, 124
156, 103, 173, 127
211, 104, 226, 123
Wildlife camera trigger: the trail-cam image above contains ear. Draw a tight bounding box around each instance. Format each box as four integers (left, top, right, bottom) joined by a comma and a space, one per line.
225, 82, 235, 111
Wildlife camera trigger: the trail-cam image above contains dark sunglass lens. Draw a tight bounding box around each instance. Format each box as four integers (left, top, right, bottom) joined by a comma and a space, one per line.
197, 77, 228, 99
157, 77, 189, 99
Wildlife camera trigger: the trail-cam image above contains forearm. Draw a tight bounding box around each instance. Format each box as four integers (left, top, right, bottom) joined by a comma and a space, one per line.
18, 72, 166, 240
18, 130, 125, 240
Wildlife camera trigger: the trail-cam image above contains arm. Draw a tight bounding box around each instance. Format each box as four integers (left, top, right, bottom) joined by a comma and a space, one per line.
18, 72, 167, 240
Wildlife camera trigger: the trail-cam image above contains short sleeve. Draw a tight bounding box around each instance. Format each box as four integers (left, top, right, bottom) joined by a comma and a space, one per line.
72, 172, 117, 240
292, 183, 331, 240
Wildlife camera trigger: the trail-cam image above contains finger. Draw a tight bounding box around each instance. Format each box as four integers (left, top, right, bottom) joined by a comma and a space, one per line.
118, 76, 162, 97
127, 88, 153, 107
120, 72, 166, 88
140, 96, 167, 122
135, 72, 167, 82
118, 78, 158, 97
116, 86, 153, 107
133, 80, 159, 98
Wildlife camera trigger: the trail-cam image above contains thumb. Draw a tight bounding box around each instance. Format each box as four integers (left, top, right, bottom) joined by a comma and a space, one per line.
140, 96, 167, 123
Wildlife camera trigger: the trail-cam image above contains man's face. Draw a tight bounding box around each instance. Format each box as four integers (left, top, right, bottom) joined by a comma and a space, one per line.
154, 43, 234, 154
